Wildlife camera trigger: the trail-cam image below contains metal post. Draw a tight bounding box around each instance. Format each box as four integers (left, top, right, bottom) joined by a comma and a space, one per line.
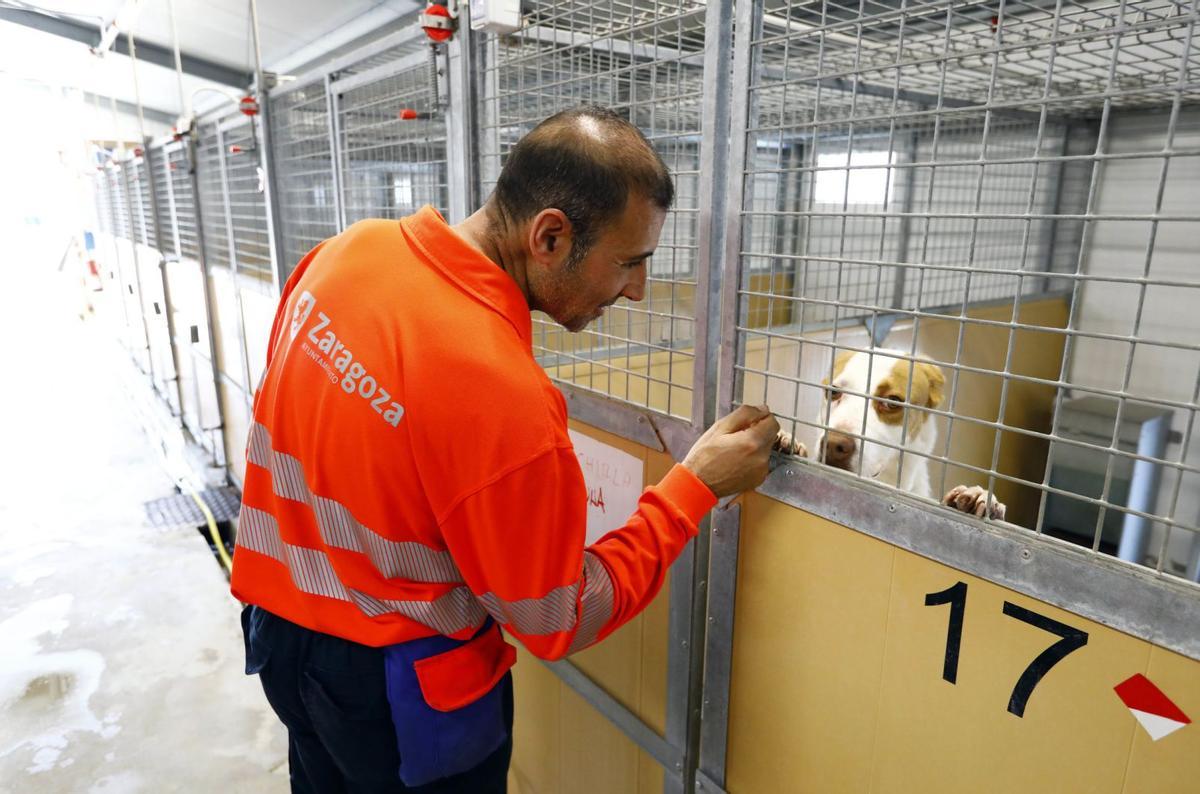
477, 35, 501, 194
717, 0, 762, 419
215, 122, 258, 415
696, 504, 741, 792
670, 2, 740, 792
105, 169, 133, 346
257, 87, 290, 293
249, 0, 287, 294
446, 6, 479, 221
325, 74, 348, 232
186, 132, 230, 474
1117, 412, 1172, 564
664, 545, 696, 794
143, 141, 187, 422
121, 159, 157, 385
696, 0, 759, 789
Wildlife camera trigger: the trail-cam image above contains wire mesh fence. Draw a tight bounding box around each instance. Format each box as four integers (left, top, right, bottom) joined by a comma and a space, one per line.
93, 169, 113, 237
478, 0, 710, 420
82, 0, 1200, 585
130, 154, 154, 248
151, 143, 177, 256
196, 121, 232, 271
730, 0, 1200, 581
109, 164, 131, 242
222, 119, 274, 280
149, 144, 173, 254
270, 80, 340, 272
336, 51, 449, 223
167, 142, 201, 261
190, 118, 263, 278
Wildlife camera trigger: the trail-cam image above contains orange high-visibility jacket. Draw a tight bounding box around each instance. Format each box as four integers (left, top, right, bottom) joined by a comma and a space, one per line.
231, 206, 716, 661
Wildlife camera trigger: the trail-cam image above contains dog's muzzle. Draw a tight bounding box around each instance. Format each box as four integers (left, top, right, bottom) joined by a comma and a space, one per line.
819, 432, 857, 471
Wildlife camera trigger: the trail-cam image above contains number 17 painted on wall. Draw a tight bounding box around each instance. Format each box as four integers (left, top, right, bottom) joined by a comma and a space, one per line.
925, 582, 1089, 717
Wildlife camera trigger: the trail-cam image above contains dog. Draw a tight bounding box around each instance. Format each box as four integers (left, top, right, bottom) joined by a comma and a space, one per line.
773, 348, 1006, 520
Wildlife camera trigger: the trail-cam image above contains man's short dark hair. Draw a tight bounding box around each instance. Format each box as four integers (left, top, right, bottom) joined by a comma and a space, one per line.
491, 105, 674, 261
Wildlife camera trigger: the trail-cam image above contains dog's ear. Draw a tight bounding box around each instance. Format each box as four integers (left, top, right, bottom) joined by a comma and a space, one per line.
917, 361, 946, 408
822, 349, 857, 385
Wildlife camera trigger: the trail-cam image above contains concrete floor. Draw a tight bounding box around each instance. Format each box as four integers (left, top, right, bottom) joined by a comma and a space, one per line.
0, 236, 288, 792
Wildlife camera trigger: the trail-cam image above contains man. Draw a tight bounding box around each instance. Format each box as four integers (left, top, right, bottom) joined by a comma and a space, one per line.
233, 105, 779, 792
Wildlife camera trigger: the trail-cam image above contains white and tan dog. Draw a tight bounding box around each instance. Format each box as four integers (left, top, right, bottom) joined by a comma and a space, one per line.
775, 348, 1006, 520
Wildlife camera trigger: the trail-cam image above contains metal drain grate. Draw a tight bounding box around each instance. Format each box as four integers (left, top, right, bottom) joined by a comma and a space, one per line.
144, 486, 241, 530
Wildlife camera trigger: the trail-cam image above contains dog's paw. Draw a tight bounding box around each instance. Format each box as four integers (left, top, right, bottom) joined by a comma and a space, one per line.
943, 485, 1007, 521
773, 430, 807, 458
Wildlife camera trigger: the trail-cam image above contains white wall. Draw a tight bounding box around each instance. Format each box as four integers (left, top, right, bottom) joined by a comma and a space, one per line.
1071, 107, 1200, 575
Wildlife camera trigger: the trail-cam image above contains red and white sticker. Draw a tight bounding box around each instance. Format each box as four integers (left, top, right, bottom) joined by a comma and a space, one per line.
1114, 674, 1191, 741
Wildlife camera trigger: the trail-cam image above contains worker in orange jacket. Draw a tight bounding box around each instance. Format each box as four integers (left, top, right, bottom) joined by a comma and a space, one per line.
233, 105, 780, 792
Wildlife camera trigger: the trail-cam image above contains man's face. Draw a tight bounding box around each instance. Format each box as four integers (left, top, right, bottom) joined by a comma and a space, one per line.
531, 195, 666, 332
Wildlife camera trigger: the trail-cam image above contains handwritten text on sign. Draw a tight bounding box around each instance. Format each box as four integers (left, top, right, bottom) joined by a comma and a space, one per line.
568, 429, 645, 546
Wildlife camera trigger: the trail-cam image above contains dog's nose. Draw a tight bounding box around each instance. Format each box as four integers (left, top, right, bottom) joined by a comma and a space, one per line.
821, 432, 856, 468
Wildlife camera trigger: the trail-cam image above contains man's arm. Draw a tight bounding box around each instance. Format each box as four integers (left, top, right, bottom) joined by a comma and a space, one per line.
438, 405, 778, 660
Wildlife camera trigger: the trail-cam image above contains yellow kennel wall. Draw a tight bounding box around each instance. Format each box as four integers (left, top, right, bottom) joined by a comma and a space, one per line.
723, 493, 1200, 794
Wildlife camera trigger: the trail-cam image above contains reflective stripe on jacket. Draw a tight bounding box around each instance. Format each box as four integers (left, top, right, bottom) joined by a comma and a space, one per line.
231, 206, 716, 659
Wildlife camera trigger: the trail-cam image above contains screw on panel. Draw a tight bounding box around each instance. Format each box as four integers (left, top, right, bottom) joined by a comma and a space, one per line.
889, 503, 897, 513
1020, 547, 1032, 561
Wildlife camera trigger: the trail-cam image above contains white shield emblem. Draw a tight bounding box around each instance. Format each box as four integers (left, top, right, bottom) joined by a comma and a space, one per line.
290, 291, 316, 340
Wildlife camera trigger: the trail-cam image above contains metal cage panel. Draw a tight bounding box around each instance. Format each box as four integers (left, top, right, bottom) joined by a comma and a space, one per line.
223, 119, 274, 280
168, 143, 201, 261
150, 145, 174, 254
93, 170, 113, 236
336, 54, 450, 224
270, 80, 340, 273
728, 0, 1200, 581
479, 0, 710, 421
196, 122, 232, 271
130, 155, 155, 248
109, 165, 131, 241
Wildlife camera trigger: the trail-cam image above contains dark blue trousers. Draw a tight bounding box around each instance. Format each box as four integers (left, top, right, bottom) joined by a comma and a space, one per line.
241, 605, 513, 793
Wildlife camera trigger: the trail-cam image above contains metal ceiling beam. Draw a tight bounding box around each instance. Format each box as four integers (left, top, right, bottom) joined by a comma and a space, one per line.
0, 7, 253, 88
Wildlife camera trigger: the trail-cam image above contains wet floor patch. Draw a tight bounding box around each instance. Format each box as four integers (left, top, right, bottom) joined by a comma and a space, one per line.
0, 595, 109, 775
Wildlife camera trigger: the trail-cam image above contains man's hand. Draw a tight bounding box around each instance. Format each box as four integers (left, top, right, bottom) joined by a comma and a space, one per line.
682, 404, 781, 498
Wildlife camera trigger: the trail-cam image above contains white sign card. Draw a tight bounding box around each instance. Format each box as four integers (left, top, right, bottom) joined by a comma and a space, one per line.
568, 429, 645, 546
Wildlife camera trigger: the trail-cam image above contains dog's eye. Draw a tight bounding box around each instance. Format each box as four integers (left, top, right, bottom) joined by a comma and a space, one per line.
828, 387, 844, 402
876, 394, 904, 412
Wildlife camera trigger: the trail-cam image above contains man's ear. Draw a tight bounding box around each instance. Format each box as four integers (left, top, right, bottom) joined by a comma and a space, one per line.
527, 208, 573, 268
917, 361, 946, 408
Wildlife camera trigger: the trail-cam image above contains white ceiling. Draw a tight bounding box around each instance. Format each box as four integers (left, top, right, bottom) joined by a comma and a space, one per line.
0, 0, 421, 136
7, 0, 419, 69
